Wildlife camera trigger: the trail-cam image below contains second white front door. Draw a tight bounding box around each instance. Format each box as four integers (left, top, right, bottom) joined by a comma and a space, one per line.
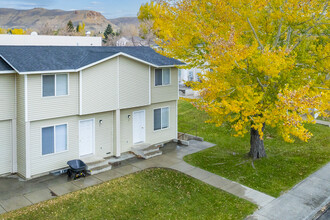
79, 119, 94, 157
133, 110, 146, 144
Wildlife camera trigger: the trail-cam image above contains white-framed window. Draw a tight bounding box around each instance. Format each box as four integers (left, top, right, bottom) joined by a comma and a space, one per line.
42, 124, 68, 155
42, 74, 68, 97
155, 68, 170, 86
154, 107, 169, 131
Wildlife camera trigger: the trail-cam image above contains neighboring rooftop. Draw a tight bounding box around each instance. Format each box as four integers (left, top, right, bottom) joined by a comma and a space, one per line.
0, 46, 184, 73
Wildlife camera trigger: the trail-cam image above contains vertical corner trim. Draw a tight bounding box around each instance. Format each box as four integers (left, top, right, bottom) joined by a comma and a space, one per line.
25, 121, 31, 179
117, 56, 120, 109
12, 119, 17, 173
79, 70, 83, 115
24, 74, 28, 122
149, 66, 151, 105
175, 100, 178, 136
115, 109, 121, 157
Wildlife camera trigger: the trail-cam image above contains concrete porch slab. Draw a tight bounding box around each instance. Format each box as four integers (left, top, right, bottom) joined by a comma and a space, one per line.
93, 170, 123, 182
114, 164, 141, 176
24, 188, 56, 204
71, 176, 102, 189
48, 182, 80, 196
152, 155, 182, 167
126, 159, 160, 170
0, 195, 32, 212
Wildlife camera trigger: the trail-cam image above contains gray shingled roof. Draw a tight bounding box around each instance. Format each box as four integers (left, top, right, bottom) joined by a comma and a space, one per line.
0, 46, 184, 73
0, 57, 13, 71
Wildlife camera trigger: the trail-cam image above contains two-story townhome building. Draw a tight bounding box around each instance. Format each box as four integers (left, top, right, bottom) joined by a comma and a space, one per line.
0, 46, 183, 179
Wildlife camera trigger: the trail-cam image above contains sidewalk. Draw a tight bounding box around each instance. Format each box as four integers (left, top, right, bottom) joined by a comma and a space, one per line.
247, 162, 330, 220
0, 140, 274, 214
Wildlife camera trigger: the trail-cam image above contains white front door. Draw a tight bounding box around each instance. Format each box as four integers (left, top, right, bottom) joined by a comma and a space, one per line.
79, 119, 94, 157
133, 110, 146, 144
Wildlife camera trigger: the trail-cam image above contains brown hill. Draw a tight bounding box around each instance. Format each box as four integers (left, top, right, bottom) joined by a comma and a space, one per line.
0, 8, 118, 33
109, 17, 139, 27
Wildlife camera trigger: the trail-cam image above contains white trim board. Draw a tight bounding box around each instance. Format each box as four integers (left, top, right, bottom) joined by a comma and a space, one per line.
0, 70, 16, 74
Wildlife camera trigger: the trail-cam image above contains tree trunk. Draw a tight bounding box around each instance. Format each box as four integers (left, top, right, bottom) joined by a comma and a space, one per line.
249, 123, 267, 159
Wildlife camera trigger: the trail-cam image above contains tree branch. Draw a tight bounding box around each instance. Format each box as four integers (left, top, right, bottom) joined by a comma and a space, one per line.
257, 77, 266, 92
273, 19, 282, 49
291, 2, 328, 51
286, 26, 292, 51
247, 18, 264, 50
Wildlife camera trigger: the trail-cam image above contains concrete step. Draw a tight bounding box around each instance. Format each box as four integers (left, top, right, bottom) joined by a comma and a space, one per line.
85, 158, 109, 170
89, 164, 112, 175
141, 145, 160, 154
107, 152, 136, 167
144, 150, 162, 159
131, 143, 163, 159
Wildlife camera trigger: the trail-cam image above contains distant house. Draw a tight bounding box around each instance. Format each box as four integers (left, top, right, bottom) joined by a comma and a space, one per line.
116, 36, 154, 47
179, 67, 202, 86
0, 34, 102, 46
0, 46, 183, 179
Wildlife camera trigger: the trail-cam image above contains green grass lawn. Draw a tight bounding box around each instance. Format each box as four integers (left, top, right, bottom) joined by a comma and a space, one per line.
2, 168, 256, 220
180, 100, 330, 197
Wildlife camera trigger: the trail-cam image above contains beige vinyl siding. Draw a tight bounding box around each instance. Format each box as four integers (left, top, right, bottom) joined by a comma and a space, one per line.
27, 73, 79, 121
80, 112, 114, 157
120, 100, 177, 153
16, 74, 26, 177
29, 112, 113, 176
151, 67, 179, 104
82, 58, 118, 114
0, 120, 12, 175
119, 56, 149, 109
0, 74, 15, 120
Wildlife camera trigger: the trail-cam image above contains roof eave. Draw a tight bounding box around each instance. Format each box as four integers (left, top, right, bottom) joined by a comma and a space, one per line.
8, 51, 184, 74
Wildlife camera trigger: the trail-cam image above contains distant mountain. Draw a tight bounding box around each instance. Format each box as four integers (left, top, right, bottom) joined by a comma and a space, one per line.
0, 8, 118, 33
109, 17, 139, 27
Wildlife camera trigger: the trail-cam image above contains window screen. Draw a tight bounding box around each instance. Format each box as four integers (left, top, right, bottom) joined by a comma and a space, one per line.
155, 69, 163, 86
154, 108, 162, 130
42, 126, 54, 155
56, 74, 68, 96
163, 68, 170, 85
42, 75, 55, 97
162, 107, 169, 129
56, 124, 67, 152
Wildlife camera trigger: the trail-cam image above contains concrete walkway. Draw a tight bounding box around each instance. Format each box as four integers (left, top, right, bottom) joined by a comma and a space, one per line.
0, 140, 274, 214
315, 119, 330, 127
247, 162, 330, 220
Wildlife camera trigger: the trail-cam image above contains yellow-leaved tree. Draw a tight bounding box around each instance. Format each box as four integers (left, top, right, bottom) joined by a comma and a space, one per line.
140, 0, 330, 159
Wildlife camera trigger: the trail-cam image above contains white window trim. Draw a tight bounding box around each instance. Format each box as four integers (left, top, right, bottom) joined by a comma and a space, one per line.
40, 123, 69, 156
154, 68, 171, 87
41, 73, 70, 98
153, 106, 170, 132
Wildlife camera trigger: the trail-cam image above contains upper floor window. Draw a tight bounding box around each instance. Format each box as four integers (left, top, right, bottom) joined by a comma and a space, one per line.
42, 74, 68, 97
155, 68, 170, 86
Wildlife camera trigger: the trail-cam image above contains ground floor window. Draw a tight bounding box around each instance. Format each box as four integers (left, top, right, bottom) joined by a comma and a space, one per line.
154, 107, 169, 131
42, 124, 67, 155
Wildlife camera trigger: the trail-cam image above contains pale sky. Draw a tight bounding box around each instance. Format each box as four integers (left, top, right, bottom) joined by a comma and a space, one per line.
0, 0, 150, 18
